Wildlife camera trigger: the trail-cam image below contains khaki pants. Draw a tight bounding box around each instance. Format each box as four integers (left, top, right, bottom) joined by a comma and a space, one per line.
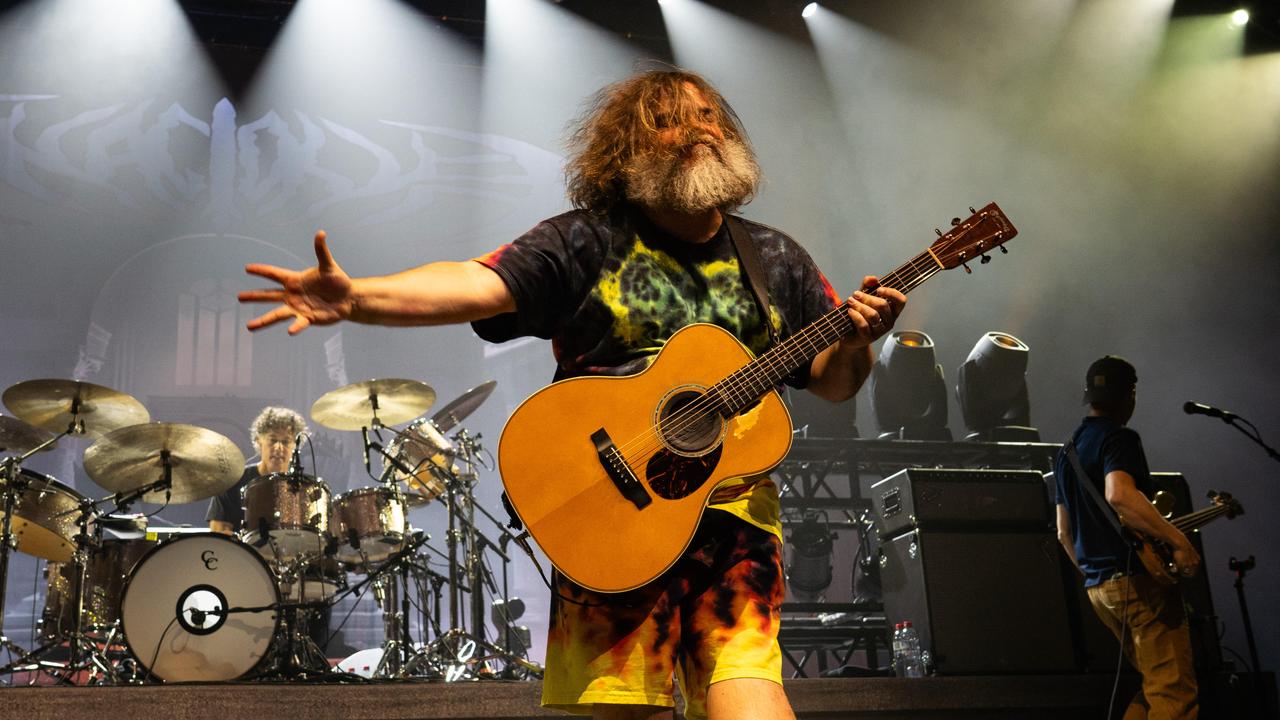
1087, 574, 1198, 720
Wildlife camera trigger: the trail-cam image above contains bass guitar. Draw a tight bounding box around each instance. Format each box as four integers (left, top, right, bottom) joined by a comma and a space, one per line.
1136, 490, 1243, 586
499, 203, 1017, 592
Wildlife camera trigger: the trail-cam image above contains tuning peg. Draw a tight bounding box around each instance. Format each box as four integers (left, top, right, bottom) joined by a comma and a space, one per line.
980, 254, 991, 264
969, 206, 976, 214
961, 261, 972, 274
950, 217, 961, 226
935, 228, 942, 236
1000, 246, 1008, 254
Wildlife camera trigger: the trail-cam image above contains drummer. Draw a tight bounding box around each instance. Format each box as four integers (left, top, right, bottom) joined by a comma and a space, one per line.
206, 406, 307, 535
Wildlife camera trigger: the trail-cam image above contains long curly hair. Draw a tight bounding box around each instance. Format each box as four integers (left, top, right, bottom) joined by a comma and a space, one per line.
564, 70, 758, 215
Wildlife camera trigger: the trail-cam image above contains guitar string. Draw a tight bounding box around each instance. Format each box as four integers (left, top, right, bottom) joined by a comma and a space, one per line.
607, 214, 999, 466
609, 257, 944, 470
610, 260, 943, 466
609, 268, 922, 463
1170, 504, 1232, 532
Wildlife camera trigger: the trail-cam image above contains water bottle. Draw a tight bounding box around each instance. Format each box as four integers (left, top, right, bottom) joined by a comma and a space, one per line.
891, 622, 905, 676
899, 621, 925, 677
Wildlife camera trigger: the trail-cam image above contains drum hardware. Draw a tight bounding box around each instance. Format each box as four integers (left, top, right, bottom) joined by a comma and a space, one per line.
0, 378, 149, 681
0, 415, 85, 663
318, 529, 437, 679
2, 428, 232, 684
1, 491, 144, 683
401, 427, 541, 681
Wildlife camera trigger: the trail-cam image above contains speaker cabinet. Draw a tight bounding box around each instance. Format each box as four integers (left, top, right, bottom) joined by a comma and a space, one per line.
879, 528, 1076, 674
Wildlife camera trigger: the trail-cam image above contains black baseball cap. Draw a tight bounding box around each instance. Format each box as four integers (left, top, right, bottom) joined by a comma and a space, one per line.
1083, 355, 1137, 404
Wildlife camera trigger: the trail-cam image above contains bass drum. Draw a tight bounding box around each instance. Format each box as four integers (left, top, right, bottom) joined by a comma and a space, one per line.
120, 533, 280, 682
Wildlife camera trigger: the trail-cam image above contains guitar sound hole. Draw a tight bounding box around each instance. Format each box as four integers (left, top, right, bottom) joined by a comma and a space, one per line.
657, 389, 722, 455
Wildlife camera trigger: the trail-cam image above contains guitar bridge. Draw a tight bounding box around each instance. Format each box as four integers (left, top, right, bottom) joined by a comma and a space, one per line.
591, 428, 651, 510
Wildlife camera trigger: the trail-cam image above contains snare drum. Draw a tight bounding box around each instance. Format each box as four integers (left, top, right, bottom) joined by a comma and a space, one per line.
240, 472, 331, 561
388, 418, 455, 500
278, 554, 345, 602
120, 533, 280, 682
0, 469, 84, 562
41, 537, 157, 639
330, 487, 406, 566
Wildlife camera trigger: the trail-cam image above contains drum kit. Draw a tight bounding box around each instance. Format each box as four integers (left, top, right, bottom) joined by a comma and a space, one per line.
0, 376, 537, 685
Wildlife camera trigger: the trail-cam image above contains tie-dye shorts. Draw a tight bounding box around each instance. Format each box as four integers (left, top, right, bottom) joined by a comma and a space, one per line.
540, 509, 785, 720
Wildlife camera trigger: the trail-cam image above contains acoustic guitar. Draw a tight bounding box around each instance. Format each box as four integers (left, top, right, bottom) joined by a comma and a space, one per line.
499, 203, 1018, 592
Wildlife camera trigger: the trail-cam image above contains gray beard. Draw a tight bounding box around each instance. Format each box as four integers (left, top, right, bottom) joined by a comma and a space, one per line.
624, 138, 760, 214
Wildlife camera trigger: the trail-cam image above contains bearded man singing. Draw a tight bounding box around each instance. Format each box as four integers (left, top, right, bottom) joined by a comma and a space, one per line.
239, 70, 906, 720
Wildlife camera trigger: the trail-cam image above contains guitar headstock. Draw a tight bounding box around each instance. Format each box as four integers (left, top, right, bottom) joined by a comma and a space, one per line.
930, 202, 1018, 273
1207, 490, 1245, 519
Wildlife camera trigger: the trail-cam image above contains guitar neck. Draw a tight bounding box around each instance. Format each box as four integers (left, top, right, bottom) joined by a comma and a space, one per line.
1171, 503, 1233, 533
711, 251, 943, 415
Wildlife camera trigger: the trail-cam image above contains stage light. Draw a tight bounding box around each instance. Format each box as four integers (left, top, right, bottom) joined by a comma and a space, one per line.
955, 332, 1040, 442
870, 331, 951, 441
786, 512, 835, 602
1230, 9, 1249, 27
802, 3, 819, 19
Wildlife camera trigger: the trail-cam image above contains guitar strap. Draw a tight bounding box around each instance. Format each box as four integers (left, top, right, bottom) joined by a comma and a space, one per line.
1060, 430, 1129, 541
724, 214, 780, 346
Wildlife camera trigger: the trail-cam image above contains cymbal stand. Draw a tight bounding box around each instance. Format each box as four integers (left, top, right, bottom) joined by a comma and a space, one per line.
406, 430, 541, 681
0, 423, 74, 666
0, 459, 172, 684
321, 530, 436, 678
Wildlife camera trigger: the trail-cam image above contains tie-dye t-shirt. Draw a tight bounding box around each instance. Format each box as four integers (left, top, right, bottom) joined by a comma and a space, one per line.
472, 206, 842, 537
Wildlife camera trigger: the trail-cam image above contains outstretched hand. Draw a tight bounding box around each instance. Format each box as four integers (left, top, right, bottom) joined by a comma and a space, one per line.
240, 230, 355, 335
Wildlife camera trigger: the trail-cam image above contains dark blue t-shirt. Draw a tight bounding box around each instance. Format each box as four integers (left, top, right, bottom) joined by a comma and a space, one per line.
1054, 416, 1152, 587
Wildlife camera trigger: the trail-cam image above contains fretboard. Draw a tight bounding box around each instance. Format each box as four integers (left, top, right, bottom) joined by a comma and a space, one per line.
710, 248, 944, 415
1171, 504, 1234, 533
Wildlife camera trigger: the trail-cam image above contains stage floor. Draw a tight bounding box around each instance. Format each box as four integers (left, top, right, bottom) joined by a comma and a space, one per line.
0, 675, 1120, 719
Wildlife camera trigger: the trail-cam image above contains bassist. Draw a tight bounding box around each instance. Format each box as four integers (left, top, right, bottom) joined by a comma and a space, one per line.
1055, 355, 1200, 719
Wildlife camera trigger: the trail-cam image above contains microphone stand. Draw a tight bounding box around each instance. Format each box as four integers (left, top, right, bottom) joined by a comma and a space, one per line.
1222, 415, 1280, 464
1227, 555, 1267, 714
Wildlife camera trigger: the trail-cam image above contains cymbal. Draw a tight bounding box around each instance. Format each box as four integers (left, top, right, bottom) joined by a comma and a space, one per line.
311, 379, 435, 431
3, 379, 149, 439
0, 415, 56, 454
430, 380, 497, 433
83, 423, 245, 505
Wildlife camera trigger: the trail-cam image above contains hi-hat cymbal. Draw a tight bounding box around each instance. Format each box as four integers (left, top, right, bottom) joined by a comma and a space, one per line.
0, 415, 56, 454
3, 379, 150, 439
83, 423, 245, 505
311, 379, 436, 431
430, 380, 497, 434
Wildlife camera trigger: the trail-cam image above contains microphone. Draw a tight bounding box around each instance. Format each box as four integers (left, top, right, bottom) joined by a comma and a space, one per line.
1183, 401, 1235, 420
361, 427, 372, 475
288, 431, 305, 475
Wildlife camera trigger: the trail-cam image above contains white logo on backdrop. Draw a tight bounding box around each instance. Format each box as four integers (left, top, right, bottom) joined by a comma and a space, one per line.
0, 95, 565, 232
